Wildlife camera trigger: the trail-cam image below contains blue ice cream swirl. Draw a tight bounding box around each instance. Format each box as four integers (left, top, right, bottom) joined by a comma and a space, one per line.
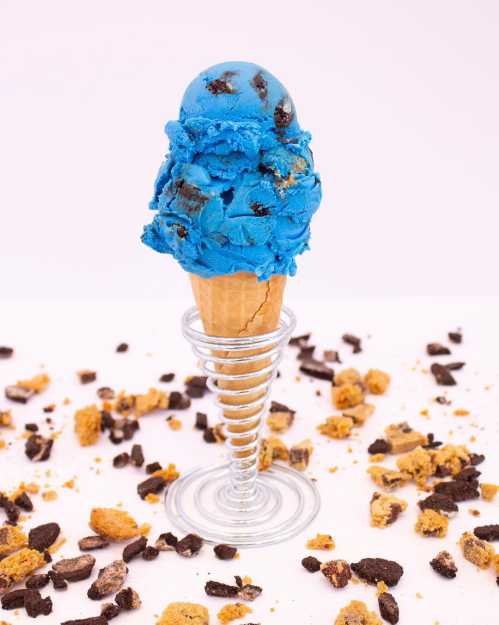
142, 61, 322, 280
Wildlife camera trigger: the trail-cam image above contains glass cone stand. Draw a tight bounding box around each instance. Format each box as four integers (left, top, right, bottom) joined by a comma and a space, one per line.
165, 305, 321, 547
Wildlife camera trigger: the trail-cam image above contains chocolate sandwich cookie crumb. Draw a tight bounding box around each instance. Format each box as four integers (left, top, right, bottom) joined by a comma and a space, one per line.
251, 71, 268, 101
203, 427, 217, 443
48, 569, 68, 589
448, 331, 462, 344
159, 373, 175, 383
418, 493, 458, 515
214, 544, 238, 560
430, 550, 457, 578
142, 545, 159, 561
115, 586, 141, 610
155, 532, 178, 551
474, 525, 499, 542
116, 343, 128, 353
321, 560, 351, 588
176, 534, 203, 558
1, 588, 30, 609
185, 376, 209, 399
146, 461, 162, 474
87, 560, 127, 600
368, 439, 391, 455
137, 476, 166, 500
25, 434, 53, 461
130, 444, 144, 467
350, 558, 403, 587
113, 452, 130, 468
29, 523, 60, 552
435, 396, 451, 405
433, 479, 479, 502
237, 584, 262, 602
205, 580, 239, 598
25, 573, 50, 589
423, 433, 443, 450
78, 535, 109, 551
14, 492, 33, 512
0, 347, 13, 359
5, 385, 34, 403
52, 554, 96, 581
427, 343, 451, 356
469, 453, 485, 466
378, 592, 399, 624
78, 370, 97, 384
168, 391, 191, 410
122, 536, 147, 563
207, 71, 237, 95
299, 359, 334, 381
101, 603, 122, 620
297, 345, 316, 360
24, 589, 53, 617
455, 467, 481, 482
430, 363, 456, 386
302, 556, 321, 572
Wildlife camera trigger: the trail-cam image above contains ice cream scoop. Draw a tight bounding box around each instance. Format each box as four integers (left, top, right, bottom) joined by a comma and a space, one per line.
142, 61, 321, 280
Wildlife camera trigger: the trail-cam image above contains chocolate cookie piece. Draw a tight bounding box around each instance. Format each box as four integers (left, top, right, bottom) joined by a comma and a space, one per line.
448, 331, 462, 344
87, 560, 127, 600
289, 333, 311, 348
321, 560, 351, 588
159, 372, 175, 383
113, 452, 130, 468
274, 95, 294, 128
116, 343, 128, 353
146, 461, 162, 474
378, 592, 399, 624
48, 569, 68, 589
122, 536, 147, 563
78, 535, 109, 551
205, 580, 239, 598
430, 363, 456, 386
137, 476, 167, 500
418, 493, 458, 515
446, 361, 465, 370
427, 343, 451, 356
433, 479, 479, 502
5, 385, 34, 403
251, 71, 268, 102
368, 438, 391, 455
176, 534, 203, 558
14, 492, 33, 512
29, 522, 60, 551
302, 556, 321, 573
25, 573, 50, 590
78, 370, 97, 384
194, 412, 208, 431
52, 555, 96, 581
342, 333, 362, 353
24, 589, 52, 617
97, 386, 115, 400
237, 584, 262, 601
0, 347, 13, 359
1, 588, 30, 609
155, 532, 178, 551
25, 434, 53, 461
455, 467, 481, 482
62, 618, 107, 625
130, 444, 144, 468
469, 453, 485, 466
207, 71, 237, 95
474, 525, 499, 542
1, 499, 20, 525
350, 558, 403, 587
115, 586, 141, 610
214, 544, 237, 560
299, 359, 335, 381
430, 550, 457, 579
101, 603, 122, 620
142, 546, 159, 561
168, 391, 191, 410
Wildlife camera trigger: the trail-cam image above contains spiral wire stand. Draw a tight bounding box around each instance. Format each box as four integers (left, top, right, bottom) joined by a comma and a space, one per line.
165, 305, 321, 547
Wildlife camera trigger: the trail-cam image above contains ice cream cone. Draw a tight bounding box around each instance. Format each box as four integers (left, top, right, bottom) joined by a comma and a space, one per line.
190, 272, 286, 458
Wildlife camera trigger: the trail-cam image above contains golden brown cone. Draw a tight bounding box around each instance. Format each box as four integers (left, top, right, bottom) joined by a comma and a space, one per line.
190, 272, 286, 458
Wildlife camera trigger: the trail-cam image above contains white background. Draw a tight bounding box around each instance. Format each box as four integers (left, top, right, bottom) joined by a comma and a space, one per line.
1, 0, 499, 300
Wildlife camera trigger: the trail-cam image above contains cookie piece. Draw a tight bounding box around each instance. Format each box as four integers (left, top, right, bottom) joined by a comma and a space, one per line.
343, 403, 375, 426
306, 534, 335, 551
25, 434, 53, 461
385, 423, 427, 454
52, 555, 95, 581
28, 523, 60, 552
480, 483, 499, 502
335, 368, 362, 386
417, 493, 458, 516
115, 586, 141, 610
0, 548, 45, 588
320, 559, 351, 588
432, 444, 471, 477
176, 534, 203, 557
217, 602, 252, 624
301, 556, 321, 572
332, 383, 364, 410
74, 405, 102, 446
368, 439, 391, 455
289, 439, 313, 470
267, 401, 295, 433
0, 525, 28, 556
378, 592, 399, 624
433, 479, 479, 502
474, 525, 499, 542
156, 602, 209, 625
430, 550, 457, 578
87, 560, 127, 600
460, 532, 495, 568
214, 544, 238, 560
122, 536, 147, 563
364, 369, 390, 395
415, 509, 448, 538
318, 416, 354, 439
368, 466, 410, 491
78, 535, 109, 551
350, 558, 403, 587
334, 600, 382, 625
90, 508, 148, 542
396, 447, 434, 486
370, 492, 407, 528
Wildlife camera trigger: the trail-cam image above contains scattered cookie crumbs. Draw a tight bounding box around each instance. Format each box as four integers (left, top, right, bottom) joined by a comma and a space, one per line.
318, 415, 354, 439
156, 602, 209, 625
306, 533, 335, 551
364, 369, 390, 395
74, 405, 101, 446
302, 556, 321, 573
459, 532, 495, 568
89, 508, 148, 542
334, 600, 381, 625
218, 602, 252, 624
480, 483, 498, 502
370, 492, 407, 528
87, 559, 127, 600
415, 509, 449, 538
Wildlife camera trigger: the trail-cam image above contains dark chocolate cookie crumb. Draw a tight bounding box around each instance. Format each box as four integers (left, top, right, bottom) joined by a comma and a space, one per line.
321, 560, 352, 588
1, 588, 30, 609
455, 467, 481, 482
146, 461, 162, 474
155, 531, 178, 551
418, 493, 458, 515
446, 361, 466, 370
5, 385, 34, 403
435, 396, 451, 405
289, 333, 311, 348
25, 434, 53, 461
195, 412, 208, 430
274, 95, 294, 128
142, 545, 159, 561
299, 359, 335, 381
427, 343, 451, 356
434, 479, 479, 502
378, 592, 399, 624
25, 574, 50, 590
87, 560, 127, 600
430, 363, 456, 386
251, 71, 268, 102
14, 491, 33, 511
469, 453, 485, 466
474, 524, 499, 542
301, 556, 321, 573
101, 603, 122, 620
116, 343, 128, 353
368, 438, 391, 454
237, 584, 262, 601
0, 346, 14, 359
115, 586, 141, 610
214, 544, 238, 560
205, 580, 239, 598
97, 387, 115, 400
430, 550, 457, 578
137, 476, 166, 500
78, 370, 97, 384
29, 522, 61, 552
207, 71, 237, 95
323, 349, 341, 363
448, 331, 462, 344
113, 452, 130, 468
168, 391, 191, 410
62, 618, 108, 625
78, 535, 109, 551
203, 427, 217, 443
350, 558, 403, 587
130, 444, 144, 467
159, 372, 175, 383
176, 533, 203, 558
48, 569, 68, 589
24, 589, 53, 617
122, 536, 147, 563
52, 554, 96, 581
25, 422, 39, 432
342, 333, 362, 353
297, 345, 316, 361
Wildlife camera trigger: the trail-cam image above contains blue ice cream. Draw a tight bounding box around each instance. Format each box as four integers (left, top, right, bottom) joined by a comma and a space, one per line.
142, 61, 322, 280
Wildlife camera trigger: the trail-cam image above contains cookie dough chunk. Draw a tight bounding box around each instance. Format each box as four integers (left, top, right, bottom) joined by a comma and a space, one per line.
431, 444, 470, 477
156, 602, 209, 625
0, 548, 45, 590
74, 405, 101, 446
343, 403, 375, 426
335, 368, 362, 386
364, 369, 390, 395
267, 401, 295, 433
385, 423, 427, 454
396, 447, 434, 486
289, 439, 313, 470
89, 508, 148, 542
430, 550, 457, 578
334, 600, 382, 625
370, 493, 407, 528
217, 602, 251, 624
332, 383, 364, 410
318, 416, 354, 439
0, 525, 28, 556
459, 532, 495, 569
368, 466, 410, 491
321, 559, 351, 588
480, 483, 499, 502
415, 509, 448, 538
306, 533, 335, 551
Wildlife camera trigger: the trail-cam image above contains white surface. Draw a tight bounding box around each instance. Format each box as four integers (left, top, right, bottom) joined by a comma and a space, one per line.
1, 297, 498, 624
2, 1, 499, 299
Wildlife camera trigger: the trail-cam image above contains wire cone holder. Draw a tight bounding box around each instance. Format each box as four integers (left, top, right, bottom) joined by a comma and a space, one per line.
165, 305, 321, 547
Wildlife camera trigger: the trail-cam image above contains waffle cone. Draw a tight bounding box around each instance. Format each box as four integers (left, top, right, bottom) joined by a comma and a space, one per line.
190, 272, 286, 457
